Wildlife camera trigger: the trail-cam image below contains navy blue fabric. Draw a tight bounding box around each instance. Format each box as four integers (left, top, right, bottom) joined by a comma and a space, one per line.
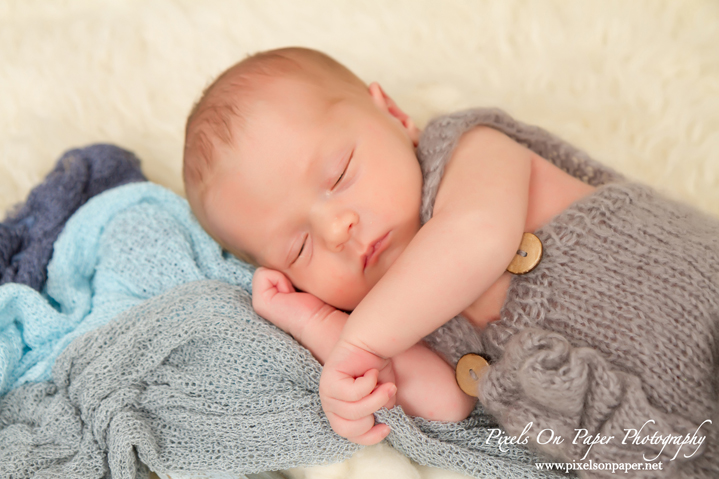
0, 144, 146, 290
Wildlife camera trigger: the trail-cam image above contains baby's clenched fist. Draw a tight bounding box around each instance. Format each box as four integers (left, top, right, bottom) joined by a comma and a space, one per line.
251, 267, 335, 342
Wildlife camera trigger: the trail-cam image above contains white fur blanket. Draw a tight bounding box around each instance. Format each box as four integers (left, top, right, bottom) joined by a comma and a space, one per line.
1, 1, 717, 478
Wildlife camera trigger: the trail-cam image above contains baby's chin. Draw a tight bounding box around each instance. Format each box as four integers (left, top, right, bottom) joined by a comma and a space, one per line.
325, 296, 361, 315
320, 288, 367, 314
291, 284, 358, 314
303, 264, 387, 313
328, 264, 394, 312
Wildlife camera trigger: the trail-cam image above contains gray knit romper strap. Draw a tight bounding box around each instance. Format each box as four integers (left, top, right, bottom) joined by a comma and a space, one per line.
418, 108, 719, 478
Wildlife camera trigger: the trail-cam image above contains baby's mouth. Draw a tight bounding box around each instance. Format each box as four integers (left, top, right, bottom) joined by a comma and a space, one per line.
363, 232, 389, 271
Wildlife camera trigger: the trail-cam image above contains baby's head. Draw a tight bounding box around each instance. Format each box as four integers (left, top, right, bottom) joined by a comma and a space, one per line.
184, 47, 422, 311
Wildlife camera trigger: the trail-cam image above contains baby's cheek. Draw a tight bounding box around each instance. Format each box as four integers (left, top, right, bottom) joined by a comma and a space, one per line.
319, 274, 367, 312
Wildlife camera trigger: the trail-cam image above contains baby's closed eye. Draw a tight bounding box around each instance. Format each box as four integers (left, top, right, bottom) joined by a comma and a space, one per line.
332, 149, 353, 189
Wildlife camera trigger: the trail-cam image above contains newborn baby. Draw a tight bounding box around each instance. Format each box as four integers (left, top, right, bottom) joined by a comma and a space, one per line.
182, 47, 595, 443
185, 48, 719, 476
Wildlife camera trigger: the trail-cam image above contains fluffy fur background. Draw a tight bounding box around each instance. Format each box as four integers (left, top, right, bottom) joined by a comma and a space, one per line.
1, 1, 717, 478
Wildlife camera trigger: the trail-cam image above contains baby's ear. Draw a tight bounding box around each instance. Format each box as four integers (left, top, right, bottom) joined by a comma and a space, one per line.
368, 82, 420, 146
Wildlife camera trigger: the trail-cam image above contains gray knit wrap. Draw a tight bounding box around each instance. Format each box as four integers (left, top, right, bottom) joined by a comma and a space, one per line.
0, 280, 563, 479
420, 108, 719, 478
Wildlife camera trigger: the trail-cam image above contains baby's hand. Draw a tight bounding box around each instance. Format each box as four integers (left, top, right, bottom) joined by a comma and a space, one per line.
254, 267, 397, 444
319, 339, 397, 445
251, 267, 333, 341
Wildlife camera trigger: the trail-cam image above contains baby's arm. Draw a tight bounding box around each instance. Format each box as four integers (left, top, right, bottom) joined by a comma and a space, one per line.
320, 126, 533, 444
252, 267, 476, 425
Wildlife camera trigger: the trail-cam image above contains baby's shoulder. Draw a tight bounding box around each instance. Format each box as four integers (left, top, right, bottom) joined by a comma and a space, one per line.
431, 126, 535, 218
433, 126, 596, 232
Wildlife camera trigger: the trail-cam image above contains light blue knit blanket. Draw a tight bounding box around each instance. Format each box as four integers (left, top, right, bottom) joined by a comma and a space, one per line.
0, 182, 254, 394
0, 182, 563, 478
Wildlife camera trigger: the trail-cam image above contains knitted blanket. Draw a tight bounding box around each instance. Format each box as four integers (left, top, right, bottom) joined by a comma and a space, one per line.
0, 182, 253, 395
0, 181, 562, 479
0, 144, 146, 291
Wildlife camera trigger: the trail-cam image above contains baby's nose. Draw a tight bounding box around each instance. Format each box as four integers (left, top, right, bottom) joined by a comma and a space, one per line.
321, 210, 358, 251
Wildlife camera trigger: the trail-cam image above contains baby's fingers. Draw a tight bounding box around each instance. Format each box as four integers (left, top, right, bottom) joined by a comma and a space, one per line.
252, 267, 294, 297
322, 381, 397, 421
326, 412, 391, 446
322, 368, 381, 402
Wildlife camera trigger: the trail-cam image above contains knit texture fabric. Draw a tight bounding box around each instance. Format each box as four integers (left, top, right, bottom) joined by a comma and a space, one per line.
0, 182, 254, 395
0, 180, 563, 479
0, 281, 358, 479
0, 144, 146, 291
419, 108, 719, 478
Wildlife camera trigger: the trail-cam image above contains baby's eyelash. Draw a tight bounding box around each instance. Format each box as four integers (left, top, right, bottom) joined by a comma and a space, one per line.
332, 151, 353, 189
294, 236, 307, 263
333, 165, 347, 188
333, 169, 346, 187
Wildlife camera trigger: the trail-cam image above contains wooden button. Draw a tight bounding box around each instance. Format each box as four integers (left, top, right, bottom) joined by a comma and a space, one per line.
455, 353, 490, 397
506, 232, 543, 275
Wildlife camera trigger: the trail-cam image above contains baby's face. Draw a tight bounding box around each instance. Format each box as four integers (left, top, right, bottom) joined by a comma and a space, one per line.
201, 78, 423, 311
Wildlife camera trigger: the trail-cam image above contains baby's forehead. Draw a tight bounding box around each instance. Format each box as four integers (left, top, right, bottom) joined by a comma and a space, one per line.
225, 84, 348, 162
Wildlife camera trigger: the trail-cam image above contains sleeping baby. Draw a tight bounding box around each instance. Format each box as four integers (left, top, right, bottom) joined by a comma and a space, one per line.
183, 47, 719, 476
